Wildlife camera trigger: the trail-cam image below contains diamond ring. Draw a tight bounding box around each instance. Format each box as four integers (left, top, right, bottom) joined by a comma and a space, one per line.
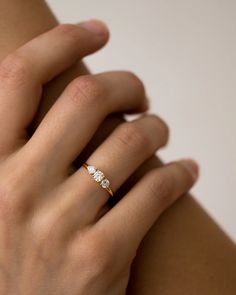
82, 163, 114, 197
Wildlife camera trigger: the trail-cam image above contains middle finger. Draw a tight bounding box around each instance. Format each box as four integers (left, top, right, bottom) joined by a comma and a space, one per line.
24, 71, 148, 174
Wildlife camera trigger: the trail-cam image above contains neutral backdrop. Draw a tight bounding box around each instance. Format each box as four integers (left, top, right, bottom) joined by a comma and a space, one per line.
47, 0, 236, 241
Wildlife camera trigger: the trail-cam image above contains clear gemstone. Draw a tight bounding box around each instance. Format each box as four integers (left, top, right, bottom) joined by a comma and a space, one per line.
93, 170, 104, 182
101, 178, 110, 188
87, 165, 96, 175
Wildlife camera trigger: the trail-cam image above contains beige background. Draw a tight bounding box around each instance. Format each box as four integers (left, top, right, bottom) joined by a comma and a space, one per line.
47, 0, 236, 241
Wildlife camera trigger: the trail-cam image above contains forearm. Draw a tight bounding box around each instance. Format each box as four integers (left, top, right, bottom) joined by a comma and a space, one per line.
0, 1, 235, 294
128, 188, 236, 294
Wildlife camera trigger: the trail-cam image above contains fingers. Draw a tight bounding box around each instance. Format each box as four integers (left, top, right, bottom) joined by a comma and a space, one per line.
41, 114, 168, 232
0, 21, 109, 156
98, 159, 199, 248
81, 114, 168, 199
25, 71, 148, 173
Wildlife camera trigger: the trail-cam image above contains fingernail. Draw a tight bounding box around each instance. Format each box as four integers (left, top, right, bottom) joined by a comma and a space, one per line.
80, 19, 108, 36
179, 159, 199, 181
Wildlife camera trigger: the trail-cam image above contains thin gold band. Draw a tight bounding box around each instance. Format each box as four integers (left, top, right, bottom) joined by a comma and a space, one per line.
82, 163, 114, 197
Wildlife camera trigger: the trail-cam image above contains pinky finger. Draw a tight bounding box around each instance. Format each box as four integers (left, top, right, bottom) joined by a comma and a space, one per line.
97, 159, 199, 249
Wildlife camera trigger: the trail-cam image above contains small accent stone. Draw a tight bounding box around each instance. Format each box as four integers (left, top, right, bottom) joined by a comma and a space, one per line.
101, 178, 110, 188
87, 165, 96, 175
93, 170, 104, 182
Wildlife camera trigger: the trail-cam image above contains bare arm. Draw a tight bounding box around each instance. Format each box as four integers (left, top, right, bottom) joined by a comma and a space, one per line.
0, 1, 235, 294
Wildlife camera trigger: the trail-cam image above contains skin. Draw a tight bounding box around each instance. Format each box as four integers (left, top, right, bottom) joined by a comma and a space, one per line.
0, 24, 198, 294
0, 0, 235, 294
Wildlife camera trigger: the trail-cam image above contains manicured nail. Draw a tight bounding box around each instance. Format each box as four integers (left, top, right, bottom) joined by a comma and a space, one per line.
179, 159, 199, 181
80, 19, 108, 36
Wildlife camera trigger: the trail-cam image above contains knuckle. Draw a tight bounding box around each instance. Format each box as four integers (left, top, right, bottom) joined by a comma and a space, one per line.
0, 161, 41, 221
116, 122, 152, 151
30, 214, 61, 260
87, 245, 110, 274
0, 184, 23, 220
0, 53, 29, 87
68, 75, 104, 106
72, 235, 113, 279
31, 215, 52, 242
0, 154, 52, 222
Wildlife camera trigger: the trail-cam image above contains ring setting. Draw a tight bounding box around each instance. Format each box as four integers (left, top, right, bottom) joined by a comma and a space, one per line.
83, 163, 114, 197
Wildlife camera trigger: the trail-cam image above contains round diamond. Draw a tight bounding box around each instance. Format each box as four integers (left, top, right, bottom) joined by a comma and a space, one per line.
87, 165, 96, 175
93, 170, 104, 182
101, 178, 110, 188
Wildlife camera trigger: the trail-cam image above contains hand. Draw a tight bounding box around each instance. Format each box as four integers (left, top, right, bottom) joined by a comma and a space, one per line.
0, 22, 198, 294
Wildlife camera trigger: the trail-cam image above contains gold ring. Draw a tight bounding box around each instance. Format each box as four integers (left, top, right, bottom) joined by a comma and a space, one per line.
82, 163, 114, 197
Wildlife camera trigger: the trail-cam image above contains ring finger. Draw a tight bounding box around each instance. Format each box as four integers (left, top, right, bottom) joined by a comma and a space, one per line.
47, 114, 169, 231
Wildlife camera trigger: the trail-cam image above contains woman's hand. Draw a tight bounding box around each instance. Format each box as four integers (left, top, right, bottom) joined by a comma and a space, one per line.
0, 22, 198, 294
